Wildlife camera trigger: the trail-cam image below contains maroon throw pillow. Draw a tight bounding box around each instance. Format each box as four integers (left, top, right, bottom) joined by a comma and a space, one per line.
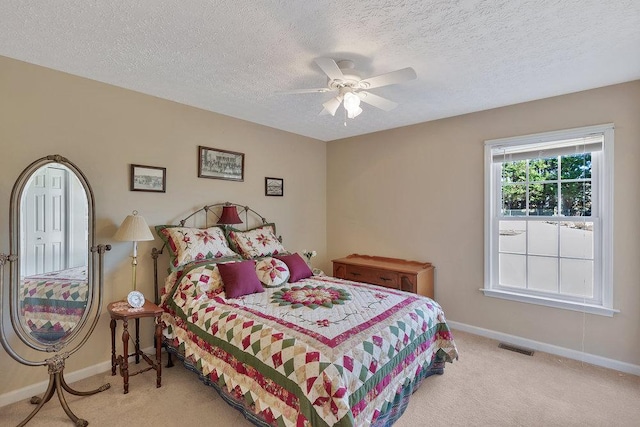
274, 253, 313, 282
218, 260, 264, 298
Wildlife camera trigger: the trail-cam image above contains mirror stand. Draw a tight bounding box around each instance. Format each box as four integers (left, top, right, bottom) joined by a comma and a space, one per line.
20, 353, 111, 427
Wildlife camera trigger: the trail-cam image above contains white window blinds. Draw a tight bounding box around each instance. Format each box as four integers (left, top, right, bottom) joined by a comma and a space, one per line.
491, 134, 604, 163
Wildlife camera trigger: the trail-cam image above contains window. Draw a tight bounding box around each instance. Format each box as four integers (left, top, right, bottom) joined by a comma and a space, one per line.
484, 124, 616, 316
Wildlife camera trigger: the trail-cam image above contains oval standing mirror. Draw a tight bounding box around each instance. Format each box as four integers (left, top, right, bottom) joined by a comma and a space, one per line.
0, 154, 111, 426
14, 159, 92, 348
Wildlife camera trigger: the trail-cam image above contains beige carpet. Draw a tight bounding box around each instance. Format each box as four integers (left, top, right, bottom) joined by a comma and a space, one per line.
1, 330, 639, 426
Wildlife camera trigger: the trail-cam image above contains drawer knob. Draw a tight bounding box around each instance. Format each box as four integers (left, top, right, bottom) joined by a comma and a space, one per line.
379, 277, 391, 282
350, 272, 361, 277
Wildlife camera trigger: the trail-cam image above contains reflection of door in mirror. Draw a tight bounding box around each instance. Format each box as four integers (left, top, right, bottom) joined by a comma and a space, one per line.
19, 163, 89, 343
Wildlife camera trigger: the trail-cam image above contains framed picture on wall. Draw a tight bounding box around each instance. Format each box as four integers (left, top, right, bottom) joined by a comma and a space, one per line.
198, 146, 244, 181
265, 177, 283, 196
130, 164, 166, 192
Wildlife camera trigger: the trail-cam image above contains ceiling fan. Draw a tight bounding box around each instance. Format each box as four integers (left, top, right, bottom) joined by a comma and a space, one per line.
281, 58, 417, 120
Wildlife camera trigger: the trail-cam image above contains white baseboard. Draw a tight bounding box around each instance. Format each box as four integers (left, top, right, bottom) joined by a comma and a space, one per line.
447, 320, 640, 376
0, 346, 156, 408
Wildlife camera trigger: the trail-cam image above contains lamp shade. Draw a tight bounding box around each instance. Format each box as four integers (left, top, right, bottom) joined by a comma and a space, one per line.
217, 205, 243, 225
114, 211, 154, 242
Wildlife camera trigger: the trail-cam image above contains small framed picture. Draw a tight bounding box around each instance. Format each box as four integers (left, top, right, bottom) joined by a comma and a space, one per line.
265, 177, 283, 196
198, 146, 244, 181
130, 164, 166, 193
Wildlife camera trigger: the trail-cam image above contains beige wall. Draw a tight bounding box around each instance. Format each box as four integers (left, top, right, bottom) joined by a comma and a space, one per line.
0, 56, 326, 394
327, 80, 640, 366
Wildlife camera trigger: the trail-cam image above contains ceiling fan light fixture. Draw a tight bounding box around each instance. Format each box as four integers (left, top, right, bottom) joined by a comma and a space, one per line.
347, 106, 362, 119
343, 91, 361, 118
285, 58, 417, 124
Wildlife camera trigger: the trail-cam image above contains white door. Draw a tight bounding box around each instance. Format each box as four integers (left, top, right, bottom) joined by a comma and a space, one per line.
22, 166, 68, 276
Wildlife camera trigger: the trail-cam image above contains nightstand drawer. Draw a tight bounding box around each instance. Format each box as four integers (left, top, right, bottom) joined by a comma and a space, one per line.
346, 265, 399, 289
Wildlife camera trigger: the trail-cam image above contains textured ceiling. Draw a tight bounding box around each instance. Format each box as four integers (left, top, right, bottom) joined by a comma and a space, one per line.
1, 1, 639, 142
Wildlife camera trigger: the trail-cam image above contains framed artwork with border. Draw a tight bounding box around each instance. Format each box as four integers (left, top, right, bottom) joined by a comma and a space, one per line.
265, 177, 283, 196
198, 146, 244, 181
130, 164, 166, 193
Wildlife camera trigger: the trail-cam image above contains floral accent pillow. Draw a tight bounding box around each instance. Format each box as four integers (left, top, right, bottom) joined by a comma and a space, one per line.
255, 257, 289, 288
226, 224, 287, 259
156, 225, 239, 271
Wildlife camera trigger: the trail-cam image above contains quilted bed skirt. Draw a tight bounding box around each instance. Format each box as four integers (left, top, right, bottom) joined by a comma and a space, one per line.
164, 337, 448, 427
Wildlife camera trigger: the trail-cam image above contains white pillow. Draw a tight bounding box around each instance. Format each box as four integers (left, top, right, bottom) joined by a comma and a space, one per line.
157, 225, 238, 270
227, 224, 287, 259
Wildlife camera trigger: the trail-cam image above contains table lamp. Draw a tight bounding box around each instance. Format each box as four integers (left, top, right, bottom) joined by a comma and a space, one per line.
114, 210, 154, 307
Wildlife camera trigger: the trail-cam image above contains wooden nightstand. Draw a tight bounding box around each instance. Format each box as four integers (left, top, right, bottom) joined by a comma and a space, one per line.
332, 254, 435, 298
108, 299, 163, 394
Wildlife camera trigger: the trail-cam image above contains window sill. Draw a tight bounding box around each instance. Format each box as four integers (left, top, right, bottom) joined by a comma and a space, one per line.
481, 288, 619, 317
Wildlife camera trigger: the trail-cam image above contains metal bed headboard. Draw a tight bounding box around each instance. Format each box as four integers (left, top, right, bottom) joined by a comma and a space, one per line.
151, 202, 276, 304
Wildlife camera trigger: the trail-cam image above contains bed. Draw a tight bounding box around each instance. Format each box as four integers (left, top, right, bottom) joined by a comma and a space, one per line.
19, 266, 88, 342
153, 203, 458, 427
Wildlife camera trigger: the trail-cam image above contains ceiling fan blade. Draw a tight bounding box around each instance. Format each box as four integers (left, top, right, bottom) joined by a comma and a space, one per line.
276, 88, 332, 95
322, 95, 343, 116
319, 108, 330, 116
315, 58, 344, 81
360, 67, 417, 89
357, 91, 398, 111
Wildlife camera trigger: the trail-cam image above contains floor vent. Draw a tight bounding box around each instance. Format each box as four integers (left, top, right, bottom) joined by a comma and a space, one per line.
498, 342, 535, 356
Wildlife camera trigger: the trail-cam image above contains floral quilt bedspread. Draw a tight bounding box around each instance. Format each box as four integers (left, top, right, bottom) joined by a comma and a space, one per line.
20, 266, 88, 341
161, 262, 458, 427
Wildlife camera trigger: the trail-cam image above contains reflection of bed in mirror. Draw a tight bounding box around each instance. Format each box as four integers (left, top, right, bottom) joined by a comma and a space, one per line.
20, 266, 87, 343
